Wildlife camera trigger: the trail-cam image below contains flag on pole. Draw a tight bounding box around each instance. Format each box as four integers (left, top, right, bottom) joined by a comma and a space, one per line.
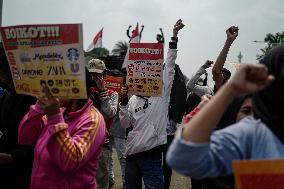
130, 23, 140, 43
86, 28, 103, 52
122, 23, 140, 68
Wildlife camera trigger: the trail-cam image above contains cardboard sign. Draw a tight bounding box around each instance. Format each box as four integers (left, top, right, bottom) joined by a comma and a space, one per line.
233, 159, 284, 189
126, 43, 163, 96
105, 75, 124, 93
0, 24, 87, 99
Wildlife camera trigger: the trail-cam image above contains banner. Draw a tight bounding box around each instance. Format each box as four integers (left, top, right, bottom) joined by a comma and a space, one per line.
126, 43, 163, 96
233, 159, 284, 189
0, 24, 87, 99
105, 75, 124, 93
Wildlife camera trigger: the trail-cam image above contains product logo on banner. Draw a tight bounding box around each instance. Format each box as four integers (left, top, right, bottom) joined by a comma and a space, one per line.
67, 48, 79, 61
70, 63, 80, 74
20, 53, 31, 63
33, 53, 64, 62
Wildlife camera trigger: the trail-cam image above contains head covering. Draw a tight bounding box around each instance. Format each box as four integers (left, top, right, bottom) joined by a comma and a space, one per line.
217, 95, 252, 130
87, 59, 106, 73
253, 44, 284, 143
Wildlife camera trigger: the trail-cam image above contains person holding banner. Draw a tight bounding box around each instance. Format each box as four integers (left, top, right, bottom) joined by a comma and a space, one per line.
0, 44, 36, 189
119, 19, 184, 189
18, 85, 106, 188
166, 45, 284, 184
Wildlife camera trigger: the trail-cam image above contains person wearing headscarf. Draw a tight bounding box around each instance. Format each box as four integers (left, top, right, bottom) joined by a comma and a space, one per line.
167, 45, 283, 181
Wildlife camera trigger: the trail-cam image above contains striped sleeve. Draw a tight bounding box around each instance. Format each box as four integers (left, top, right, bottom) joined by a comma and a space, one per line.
46, 107, 106, 173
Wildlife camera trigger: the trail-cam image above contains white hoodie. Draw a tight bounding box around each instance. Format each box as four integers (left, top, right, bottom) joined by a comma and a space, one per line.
119, 47, 177, 155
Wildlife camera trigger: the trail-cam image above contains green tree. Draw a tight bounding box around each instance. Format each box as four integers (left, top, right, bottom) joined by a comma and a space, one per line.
112, 41, 129, 56
257, 31, 284, 60
84, 47, 109, 59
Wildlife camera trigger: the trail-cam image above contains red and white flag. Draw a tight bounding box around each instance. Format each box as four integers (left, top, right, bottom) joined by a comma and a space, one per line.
130, 23, 140, 43
122, 23, 141, 68
86, 28, 103, 52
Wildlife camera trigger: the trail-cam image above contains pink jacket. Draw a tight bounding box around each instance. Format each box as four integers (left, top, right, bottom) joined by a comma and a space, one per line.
18, 99, 106, 189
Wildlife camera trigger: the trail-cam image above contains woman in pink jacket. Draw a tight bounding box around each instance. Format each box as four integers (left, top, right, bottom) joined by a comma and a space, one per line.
18, 87, 106, 189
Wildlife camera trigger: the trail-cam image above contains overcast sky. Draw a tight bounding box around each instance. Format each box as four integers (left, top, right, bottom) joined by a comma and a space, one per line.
2, 0, 284, 79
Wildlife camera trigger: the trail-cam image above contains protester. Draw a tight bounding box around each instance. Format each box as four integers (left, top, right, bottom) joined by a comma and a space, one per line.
157, 28, 165, 43
18, 81, 106, 188
0, 43, 36, 189
185, 60, 214, 97
212, 26, 238, 92
166, 44, 283, 183
184, 94, 253, 189
127, 24, 144, 42
86, 59, 119, 189
119, 19, 184, 189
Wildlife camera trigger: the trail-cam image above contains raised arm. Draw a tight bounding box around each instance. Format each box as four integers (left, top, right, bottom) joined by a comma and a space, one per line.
163, 19, 185, 97
167, 64, 274, 177
183, 64, 274, 143
127, 25, 132, 39
139, 25, 144, 38
186, 60, 214, 97
212, 26, 238, 91
160, 28, 164, 38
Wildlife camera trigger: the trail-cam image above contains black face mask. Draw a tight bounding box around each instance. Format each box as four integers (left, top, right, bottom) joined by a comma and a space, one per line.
253, 44, 284, 143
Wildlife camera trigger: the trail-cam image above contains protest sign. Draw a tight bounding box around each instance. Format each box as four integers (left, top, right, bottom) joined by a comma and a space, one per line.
0, 24, 87, 99
233, 159, 284, 189
126, 43, 163, 96
105, 75, 124, 93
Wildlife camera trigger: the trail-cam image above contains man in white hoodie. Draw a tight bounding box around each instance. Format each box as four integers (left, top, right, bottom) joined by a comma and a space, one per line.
119, 19, 184, 189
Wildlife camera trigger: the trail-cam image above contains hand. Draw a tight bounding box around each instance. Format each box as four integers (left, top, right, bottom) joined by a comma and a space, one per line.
201, 60, 213, 69
120, 85, 128, 101
197, 95, 212, 109
227, 64, 274, 95
226, 26, 238, 43
160, 28, 163, 32
173, 19, 185, 37
93, 75, 106, 91
141, 25, 144, 28
128, 25, 132, 29
38, 86, 60, 117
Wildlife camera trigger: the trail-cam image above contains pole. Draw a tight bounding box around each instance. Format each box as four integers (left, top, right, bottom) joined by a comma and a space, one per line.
0, 0, 3, 26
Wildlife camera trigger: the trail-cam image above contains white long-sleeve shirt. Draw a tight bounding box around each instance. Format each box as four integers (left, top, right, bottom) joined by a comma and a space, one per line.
185, 67, 214, 97
119, 47, 177, 155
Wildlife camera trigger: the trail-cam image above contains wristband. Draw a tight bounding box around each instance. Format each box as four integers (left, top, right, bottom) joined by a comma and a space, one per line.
171, 37, 178, 42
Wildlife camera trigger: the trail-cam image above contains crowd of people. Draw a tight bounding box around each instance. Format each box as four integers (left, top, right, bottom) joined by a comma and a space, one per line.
0, 18, 283, 189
